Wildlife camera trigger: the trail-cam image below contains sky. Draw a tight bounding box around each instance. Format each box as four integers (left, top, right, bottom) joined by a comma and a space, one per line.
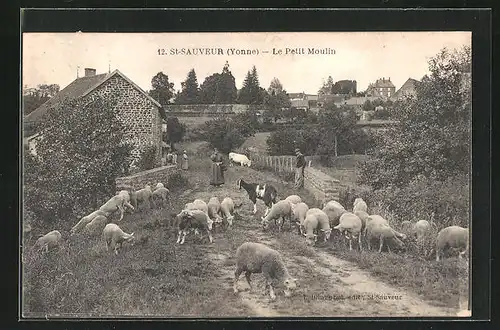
22, 32, 471, 95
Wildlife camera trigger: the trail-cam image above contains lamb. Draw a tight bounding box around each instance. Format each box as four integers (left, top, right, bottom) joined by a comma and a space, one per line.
302, 208, 331, 245
353, 197, 368, 213
334, 212, 363, 251
291, 202, 309, 235
99, 194, 133, 221
237, 178, 277, 216
133, 184, 154, 210
220, 197, 235, 227
70, 209, 107, 236
261, 200, 293, 232
233, 242, 298, 300
102, 223, 135, 255
284, 195, 302, 205
192, 199, 209, 214
34, 230, 62, 254
175, 209, 213, 244
152, 186, 170, 208
229, 152, 252, 167
84, 214, 109, 234
322, 201, 347, 228
435, 226, 469, 261
207, 196, 223, 224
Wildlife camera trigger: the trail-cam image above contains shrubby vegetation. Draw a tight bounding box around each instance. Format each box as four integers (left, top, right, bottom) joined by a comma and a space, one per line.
136, 145, 158, 172
24, 94, 133, 227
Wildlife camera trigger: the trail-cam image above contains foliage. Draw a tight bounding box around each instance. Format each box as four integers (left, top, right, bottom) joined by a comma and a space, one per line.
199, 62, 237, 104
149, 72, 175, 106
372, 107, 391, 120
358, 46, 471, 189
198, 117, 253, 154
137, 145, 158, 171
231, 109, 260, 137
318, 76, 334, 95
331, 80, 357, 95
164, 117, 187, 149
23, 84, 60, 116
24, 95, 133, 226
237, 66, 266, 105
263, 77, 291, 123
175, 68, 200, 104
266, 128, 321, 156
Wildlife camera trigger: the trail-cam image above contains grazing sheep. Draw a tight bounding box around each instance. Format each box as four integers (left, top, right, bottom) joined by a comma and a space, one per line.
34, 230, 62, 253
152, 186, 170, 208
207, 197, 223, 223
155, 182, 165, 189
193, 199, 209, 214
435, 226, 469, 261
307, 208, 332, 243
84, 214, 109, 234
284, 195, 302, 205
365, 217, 406, 253
353, 210, 369, 233
237, 179, 277, 216
70, 209, 107, 236
352, 198, 368, 213
322, 201, 347, 228
102, 223, 135, 255
220, 197, 235, 227
261, 200, 293, 232
229, 152, 252, 167
412, 220, 432, 241
291, 202, 309, 235
98, 194, 130, 221
117, 190, 135, 213
233, 242, 298, 300
334, 212, 363, 251
175, 209, 213, 245
184, 202, 197, 211
134, 184, 154, 210
301, 208, 330, 245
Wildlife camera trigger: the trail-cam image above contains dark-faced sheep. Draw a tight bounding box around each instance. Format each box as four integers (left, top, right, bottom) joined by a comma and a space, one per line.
233, 242, 298, 300
102, 223, 135, 255
435, 226, 469, 261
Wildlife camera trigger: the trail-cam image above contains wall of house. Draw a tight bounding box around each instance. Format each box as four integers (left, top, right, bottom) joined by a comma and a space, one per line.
115, 165, 178, 191
89, 75, 163, 165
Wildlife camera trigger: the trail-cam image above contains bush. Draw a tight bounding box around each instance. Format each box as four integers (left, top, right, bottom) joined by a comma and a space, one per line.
137, 145, 158, 171
266, 128, 320, 156
166, 172, 189, 190
198, 117, 249, 154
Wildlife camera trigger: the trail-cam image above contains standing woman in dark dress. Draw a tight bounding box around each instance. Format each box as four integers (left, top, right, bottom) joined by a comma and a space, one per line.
210, 148, 225, 187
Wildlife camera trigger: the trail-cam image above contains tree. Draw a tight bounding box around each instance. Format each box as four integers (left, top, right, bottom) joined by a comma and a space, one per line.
164, 117, 187, 150
362, 99, 374, 111
237, 65, 265, 104
359, 45, 471, 189
199, 117, 246, 154
149, 72, 175, 106
263, 77, 291, 123
331, 80, 357, 95
24, 94, 133, 225
318, 76, 334, 95
175, 68, 200, 104
199, 61, 238, 104
23, 84, 60, 116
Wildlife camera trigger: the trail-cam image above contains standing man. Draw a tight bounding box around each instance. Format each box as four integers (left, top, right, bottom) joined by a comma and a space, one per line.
294, 148, 306, 189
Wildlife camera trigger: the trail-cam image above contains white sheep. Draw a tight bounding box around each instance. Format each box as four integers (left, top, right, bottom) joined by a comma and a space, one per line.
435, 226, 469, 261
117, 190, 135, 213
34, 230, 62, 254
176, 209, 213, 244
334, 212, 363, 251
308, 208, 332, 243
322, 201, 347, 227
352, 197, 368, 213
152, 186, 170, 208
284, 195, 302, 205
291, 202, 309, 235
412, 220, 432, 241
207, 197, 223, 224
220, 197, 235, 227
133, 184, 154, 210
102, 223, 135, 255
229, 152, 252, 167
353, 210, 369, 233
99, 194, 133, 221
155, 182, 165, 189
184, 202, 197, 211
193, 199, 209, 214
365, 216, 406, 253
261, 200, 293, 232
233, 242, 298, 300
70, 209, 107, 236
84, 214, 109, 234
302, 208, 331, 245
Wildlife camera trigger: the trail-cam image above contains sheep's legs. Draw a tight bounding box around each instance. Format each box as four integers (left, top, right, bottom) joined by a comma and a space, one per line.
233, 268, 243, 293
264, 207, 270, 217
358, 234, 362, 251
268, 282, 276, 300
253, 204, 257, 214
378, 237, 384, 253
176, 231, 182, 244
436, 249, 440, 261
245, 271, 253, 290
207, 230, 214, 244
349, 238, 353, 251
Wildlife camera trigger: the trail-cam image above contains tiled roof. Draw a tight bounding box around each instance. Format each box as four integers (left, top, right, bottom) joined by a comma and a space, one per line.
373, 78, 395, 88
24, 70, 165, 124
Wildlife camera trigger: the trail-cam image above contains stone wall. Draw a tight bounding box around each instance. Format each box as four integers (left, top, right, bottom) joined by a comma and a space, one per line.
115, 165, 178, 191
304, 167, 340, 206
89, 74, 163, 165
165, 104, 268, 116
249, 153, 322, 172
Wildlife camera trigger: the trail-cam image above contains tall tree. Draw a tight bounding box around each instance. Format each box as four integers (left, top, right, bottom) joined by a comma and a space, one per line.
237, 65, 265, 104
175, 68, 200, 104
263, 77, 291, 123
164, 117, 187, 150
149, 72, 175, 106
199, 62, 237, 104
318, 76, 334, 95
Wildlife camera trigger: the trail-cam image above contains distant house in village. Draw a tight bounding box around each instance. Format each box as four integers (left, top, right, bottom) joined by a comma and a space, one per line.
365, 77, 396, 98
317, 94, 346, 108
23, 68, 166, 165
391, 78, 421, 100
288, 92, 318, 111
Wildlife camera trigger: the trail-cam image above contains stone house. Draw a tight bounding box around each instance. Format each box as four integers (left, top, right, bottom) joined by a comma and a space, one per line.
391, 78, 421, 100
365, 77, 396, 98
24, 68, 166, 166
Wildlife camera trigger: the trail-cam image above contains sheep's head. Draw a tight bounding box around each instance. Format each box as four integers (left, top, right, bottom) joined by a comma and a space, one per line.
320, 228, 332, 241
283, 277, 298, 297
207, 218, 214, 231
261, 218, 270, 230
226, 215, 234, 227
124, 232, 135, 245
303, 232, 317, 245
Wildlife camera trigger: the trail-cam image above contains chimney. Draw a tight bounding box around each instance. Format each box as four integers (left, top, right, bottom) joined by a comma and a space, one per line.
84, 68, 96, 77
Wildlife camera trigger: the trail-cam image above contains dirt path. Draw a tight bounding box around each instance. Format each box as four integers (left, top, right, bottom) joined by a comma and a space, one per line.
179, 157, 461, 317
